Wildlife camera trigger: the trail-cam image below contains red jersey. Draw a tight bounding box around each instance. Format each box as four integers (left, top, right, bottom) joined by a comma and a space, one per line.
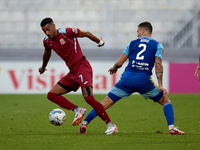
43, 28, 85, 69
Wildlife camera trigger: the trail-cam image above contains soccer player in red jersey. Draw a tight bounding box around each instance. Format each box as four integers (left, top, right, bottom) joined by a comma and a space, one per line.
39, 17, 117, 134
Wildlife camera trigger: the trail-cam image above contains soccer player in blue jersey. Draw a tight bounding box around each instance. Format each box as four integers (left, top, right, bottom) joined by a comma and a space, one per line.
79, 22, 185, 135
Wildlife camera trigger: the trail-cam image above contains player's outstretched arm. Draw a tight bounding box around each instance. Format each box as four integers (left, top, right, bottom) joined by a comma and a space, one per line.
39, 48, 52, 74
109, 54, 128, 74
194, 66, 200, 80
78, 30, 104, 47
155, 56, 167, 96
155, 56, 163, 87
194, 54, 200, 80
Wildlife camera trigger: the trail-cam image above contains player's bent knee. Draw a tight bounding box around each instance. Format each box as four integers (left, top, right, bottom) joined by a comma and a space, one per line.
162, 99, 171, 105
82, 86, 93, 98
158, 95, 171, 106
84, 95, 104, 111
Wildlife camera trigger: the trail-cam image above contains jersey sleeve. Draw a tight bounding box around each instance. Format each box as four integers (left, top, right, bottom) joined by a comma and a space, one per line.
43, 36, 50, 49
155, 43, 163, 60
122, 43, 131, 56
65, 27, 80, 38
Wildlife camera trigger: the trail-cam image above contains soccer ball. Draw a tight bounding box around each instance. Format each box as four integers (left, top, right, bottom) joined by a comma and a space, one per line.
49, 108, 66, 126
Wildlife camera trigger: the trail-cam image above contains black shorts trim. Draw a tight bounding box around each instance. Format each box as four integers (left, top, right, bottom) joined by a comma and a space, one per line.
57, 82, 73, 92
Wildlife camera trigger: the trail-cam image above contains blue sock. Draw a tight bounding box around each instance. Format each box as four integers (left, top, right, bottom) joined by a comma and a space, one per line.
84, 108, 98, 124
163, 102, 174, 126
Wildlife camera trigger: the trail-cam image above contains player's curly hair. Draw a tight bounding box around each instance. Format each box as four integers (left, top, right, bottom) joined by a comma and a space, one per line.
138, 22, 153, 34
40, 17, 53, 27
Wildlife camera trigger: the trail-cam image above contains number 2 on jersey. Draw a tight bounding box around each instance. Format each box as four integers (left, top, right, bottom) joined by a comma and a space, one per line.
136, 44, 146, 60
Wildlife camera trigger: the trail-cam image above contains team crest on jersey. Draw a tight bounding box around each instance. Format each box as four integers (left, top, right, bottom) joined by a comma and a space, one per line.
59, 38, 66, 45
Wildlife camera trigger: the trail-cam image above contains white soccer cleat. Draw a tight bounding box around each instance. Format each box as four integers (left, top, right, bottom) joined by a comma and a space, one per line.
103, 125, 118, 135
169, 127, 185, 135
72, 108, 87, 126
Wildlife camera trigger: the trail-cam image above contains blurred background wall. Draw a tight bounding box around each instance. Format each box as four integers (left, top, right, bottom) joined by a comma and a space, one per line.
0, 0, 200, 62
0, 0, 200, 94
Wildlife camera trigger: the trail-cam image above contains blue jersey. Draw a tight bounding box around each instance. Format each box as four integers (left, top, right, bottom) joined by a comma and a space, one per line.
122, 36, 163, 75
84, 37, 164, 122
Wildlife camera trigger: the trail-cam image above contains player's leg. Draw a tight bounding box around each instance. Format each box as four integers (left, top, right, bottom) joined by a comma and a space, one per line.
81, 96, 115, 134
79, 78, 131, 134
48, 73, 87, 126
140, 77, 185, 134
157, 95, 185, 135
81, 86, 118, 135
82, 96, 114, 126
47, 83, 77, 110
74, 60, 117, 134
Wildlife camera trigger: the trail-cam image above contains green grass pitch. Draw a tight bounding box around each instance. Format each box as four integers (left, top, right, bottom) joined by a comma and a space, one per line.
0, 94, 199, 150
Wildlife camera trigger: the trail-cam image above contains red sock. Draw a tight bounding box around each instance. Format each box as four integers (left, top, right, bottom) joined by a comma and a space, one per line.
47, 92, 77, 111
84, 95, 111, 124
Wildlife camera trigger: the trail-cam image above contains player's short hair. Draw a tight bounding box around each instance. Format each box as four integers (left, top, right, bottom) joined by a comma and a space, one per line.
138, 22, 153, 34
40, 17, 54, 27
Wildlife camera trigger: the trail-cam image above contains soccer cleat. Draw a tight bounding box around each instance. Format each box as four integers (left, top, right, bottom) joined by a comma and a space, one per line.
103, 125, 118, 135
79, 125, 87, 134
169, 127, 185, 135
72, 108, 87, 126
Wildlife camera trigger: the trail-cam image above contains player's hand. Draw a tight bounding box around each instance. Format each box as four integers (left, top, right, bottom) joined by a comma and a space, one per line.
38, 67, 47, 74
159, 86, 168, 96
194, 65, 200, 81
108, 67, 117, 75
97, 36, 105, 47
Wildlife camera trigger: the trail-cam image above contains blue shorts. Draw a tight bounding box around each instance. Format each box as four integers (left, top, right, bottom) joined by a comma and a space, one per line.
108, 72, 163, 103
